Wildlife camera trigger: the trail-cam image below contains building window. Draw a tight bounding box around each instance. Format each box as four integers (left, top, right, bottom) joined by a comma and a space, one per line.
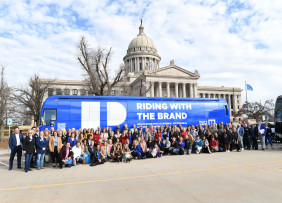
72, 89, 78, 95
80, 89, 86, 95
140, 62, 143, 71
111, 90, 115, 96
48, 88, 54, 97
56, 88, 62, 95
205, 94, 208, 98
140, 47, 141, 50
120, 91, 124, 95
64, 89, 70, 95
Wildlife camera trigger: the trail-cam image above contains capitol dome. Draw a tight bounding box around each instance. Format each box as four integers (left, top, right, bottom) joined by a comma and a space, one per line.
124, 21, 161, 75
127, 24, 157, 53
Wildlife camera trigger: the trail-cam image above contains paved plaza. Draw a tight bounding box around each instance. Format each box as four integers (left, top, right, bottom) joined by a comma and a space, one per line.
0, 144, 282, 203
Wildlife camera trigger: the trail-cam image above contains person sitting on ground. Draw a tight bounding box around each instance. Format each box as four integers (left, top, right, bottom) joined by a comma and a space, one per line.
58, 142, 73, 169
155, 137, 164, 155
202, 135, 212, 154
193, 135, 203, 154
90, 144, 104, 166
102, 141, 111, 162
150, 143, 161, 158
178, 137, 185, 155
72, 142, 82, 166
209, 136, 219, 152
131, 140, 143, 159
88, 141, 96, 164
140, 136, 148, 158
111, 143, 123, 163
163, 137, 171, 155
122, 143, 132, 163
125, 138, 131, 150
169, 137, 179, 155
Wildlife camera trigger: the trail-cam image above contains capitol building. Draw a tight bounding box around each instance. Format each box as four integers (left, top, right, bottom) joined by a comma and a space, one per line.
43, 22, 242, 119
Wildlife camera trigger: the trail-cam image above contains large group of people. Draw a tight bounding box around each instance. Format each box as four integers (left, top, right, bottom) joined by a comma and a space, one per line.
8, 120, 274, 172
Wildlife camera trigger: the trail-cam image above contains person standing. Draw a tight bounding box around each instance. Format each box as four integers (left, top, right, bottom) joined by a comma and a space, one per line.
265, 123, 274, 149
255, 121, 267, 150
36, 131, 47, 170
8, 127, 24, 170
243, 123, 251, 150
237, 124, 245, 151
23, 130, 36, 172
49, 131, 63, 167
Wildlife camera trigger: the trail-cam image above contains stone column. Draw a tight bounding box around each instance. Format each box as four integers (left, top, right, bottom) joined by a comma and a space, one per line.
194, 83, 198, 98
175, 83, 178, 98
227, 94, 231, 112
189, 83, 193, 98
234, 94, 238, 114
159, 82, 162, 97
182, 83, 186, 98
167, 82, 170, 97
151, 82, 154, 97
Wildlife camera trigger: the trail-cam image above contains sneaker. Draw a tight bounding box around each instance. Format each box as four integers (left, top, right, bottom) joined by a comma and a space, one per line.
241, 148, 244, 151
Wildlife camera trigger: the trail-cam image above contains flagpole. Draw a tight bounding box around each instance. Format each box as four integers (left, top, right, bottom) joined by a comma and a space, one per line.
245, 81, 248, 113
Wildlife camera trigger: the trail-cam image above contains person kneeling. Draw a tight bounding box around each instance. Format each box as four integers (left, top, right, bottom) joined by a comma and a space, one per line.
58, 142, 73, 169
122, 144, 132, 163
90, 144, 104, 166
193, 135, 203, 154
209, 136, 219, 152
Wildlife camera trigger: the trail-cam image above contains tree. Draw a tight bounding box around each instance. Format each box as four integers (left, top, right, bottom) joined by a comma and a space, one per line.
0, 65, 10, 141
235, 99, 274, 121
77, 36, 125, 96
13, 74, 54, 126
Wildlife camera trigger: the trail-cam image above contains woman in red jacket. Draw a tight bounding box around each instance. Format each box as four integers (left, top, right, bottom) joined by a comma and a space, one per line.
154, 128, 162, 141
93, 130, 100, 145
209, 136, 219, 152
120, 131, 128, 146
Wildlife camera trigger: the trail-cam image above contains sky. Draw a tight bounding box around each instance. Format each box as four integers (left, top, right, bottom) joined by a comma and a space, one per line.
0, 0, 282, 103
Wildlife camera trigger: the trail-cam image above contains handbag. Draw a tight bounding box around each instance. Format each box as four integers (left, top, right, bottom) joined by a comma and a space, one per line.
65, 159, 72, 165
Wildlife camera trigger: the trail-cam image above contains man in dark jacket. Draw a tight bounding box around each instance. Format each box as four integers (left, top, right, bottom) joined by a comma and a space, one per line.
8, 127, 24, 170
231, 128, 241, 152
58, 142, 73, 169
30, 127, 39, 168
243, 123, 251, 150
23, 130, 36, 172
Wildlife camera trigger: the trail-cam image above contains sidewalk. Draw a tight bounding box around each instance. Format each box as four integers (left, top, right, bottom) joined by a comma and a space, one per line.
0, 149, 10, 155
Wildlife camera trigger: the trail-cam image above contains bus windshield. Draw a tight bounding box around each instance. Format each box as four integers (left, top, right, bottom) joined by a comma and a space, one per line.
41, 109, 57, 126
275, 98, 282, 122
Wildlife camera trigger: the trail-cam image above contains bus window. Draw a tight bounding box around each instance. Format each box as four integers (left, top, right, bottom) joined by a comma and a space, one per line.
225, 105, 229, 116
42, 109, 57, 126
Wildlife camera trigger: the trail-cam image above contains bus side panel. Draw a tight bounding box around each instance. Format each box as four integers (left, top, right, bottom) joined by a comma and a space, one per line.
186, 102, 205, 126
69, 101, 82, 130
57, 100, 70, 130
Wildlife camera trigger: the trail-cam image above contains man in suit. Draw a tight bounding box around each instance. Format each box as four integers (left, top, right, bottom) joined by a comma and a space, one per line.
9, 127, 24, 170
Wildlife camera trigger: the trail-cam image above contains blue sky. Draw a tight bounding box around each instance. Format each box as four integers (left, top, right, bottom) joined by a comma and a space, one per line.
0, 0, 282, 102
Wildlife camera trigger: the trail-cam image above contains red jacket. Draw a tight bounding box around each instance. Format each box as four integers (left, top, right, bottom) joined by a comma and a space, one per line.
155, 133, 162, 141
181, 132, 187, 139
209, 140, 218, 147
93, 134, 100, 144
120, 135, 128, 145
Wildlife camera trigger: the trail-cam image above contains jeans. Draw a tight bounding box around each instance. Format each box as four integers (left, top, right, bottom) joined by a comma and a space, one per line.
261, 136, 266, 149
172, 148, 179, 154
240, 136, 244, 149
79, 153, 86, 162
9, 146, 22, 169
25, 153, 33, 171
37, 153, 45, 169
265, 136, 273, 147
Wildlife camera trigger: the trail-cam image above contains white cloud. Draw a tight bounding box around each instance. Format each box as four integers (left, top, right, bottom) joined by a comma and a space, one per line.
0, 0, 281, 103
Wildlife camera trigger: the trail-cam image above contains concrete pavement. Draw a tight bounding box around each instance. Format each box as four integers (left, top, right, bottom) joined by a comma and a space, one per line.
0, 144, 282, 203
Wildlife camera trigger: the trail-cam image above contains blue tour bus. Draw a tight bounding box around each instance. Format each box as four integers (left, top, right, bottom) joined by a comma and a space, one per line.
39, 95, 230, 131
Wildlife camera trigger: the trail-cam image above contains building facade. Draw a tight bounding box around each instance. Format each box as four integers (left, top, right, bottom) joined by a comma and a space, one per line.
43, 22, 242, 119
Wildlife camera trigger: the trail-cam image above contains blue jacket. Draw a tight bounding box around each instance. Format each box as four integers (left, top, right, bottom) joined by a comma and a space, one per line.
9, 133, 23, 150
67, 137, 77, 148
131, 144, 142, 158
178, 141, 185, 149
237, 127, 245, 137
193, 139, 203, 147
258, 125, 267, 136
36, 137, 47, 154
